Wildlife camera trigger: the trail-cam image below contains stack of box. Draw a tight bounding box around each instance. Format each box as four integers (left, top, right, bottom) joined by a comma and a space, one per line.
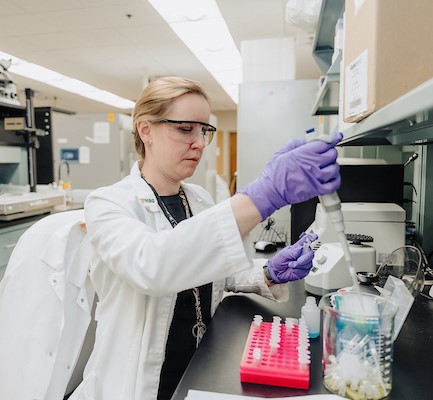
343, 0, 433, 123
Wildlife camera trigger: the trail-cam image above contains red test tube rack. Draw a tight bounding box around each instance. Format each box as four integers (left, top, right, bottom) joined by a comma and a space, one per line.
240, 315, 311, 389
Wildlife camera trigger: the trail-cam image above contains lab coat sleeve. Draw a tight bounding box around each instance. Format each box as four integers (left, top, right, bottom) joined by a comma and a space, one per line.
85, 190, 254, 296
224, 257, 289, 302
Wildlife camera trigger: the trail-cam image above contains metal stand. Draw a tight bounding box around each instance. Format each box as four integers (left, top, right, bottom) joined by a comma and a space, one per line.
25, 88, 37, 192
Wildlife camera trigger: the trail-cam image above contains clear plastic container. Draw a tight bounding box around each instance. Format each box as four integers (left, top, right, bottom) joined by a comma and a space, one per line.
301, 296, 320, 338
320, 292, 398, 399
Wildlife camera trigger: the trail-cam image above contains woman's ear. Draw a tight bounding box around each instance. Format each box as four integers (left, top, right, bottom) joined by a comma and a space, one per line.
136, 120, 151, 144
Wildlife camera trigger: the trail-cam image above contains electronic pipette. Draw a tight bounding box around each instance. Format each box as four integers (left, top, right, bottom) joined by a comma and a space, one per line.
305, 130, 363, 300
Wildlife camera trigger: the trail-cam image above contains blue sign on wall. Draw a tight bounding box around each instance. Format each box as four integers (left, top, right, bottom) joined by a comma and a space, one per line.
60, 148, 79, 163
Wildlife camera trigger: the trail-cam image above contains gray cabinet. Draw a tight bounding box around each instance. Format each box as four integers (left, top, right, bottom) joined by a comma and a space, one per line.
51, 113, 135, 190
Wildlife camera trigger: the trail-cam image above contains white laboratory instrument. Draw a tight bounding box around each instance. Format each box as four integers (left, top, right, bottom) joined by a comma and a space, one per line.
0, 191, 65, 220
304, 132, 364, 298
305, 238, 377, 295
0, 59, 20, 106
307, 202, 406, 265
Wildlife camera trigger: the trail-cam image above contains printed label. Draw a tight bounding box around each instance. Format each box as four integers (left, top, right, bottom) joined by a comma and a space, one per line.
344, 49, 368, 118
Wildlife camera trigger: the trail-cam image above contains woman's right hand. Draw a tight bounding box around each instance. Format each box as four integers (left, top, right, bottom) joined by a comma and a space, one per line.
238, 132, 342, 220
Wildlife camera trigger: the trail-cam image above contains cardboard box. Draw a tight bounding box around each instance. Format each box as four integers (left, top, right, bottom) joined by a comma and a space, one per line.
343, 0, 433, 123
4, 117, 25, 130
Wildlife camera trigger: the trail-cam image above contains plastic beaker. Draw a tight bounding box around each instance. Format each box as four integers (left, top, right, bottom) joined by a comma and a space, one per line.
376, 245, 425, 298
320, 292, 398, 400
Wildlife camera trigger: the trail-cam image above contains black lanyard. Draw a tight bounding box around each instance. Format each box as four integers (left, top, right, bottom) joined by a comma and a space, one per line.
140, 173, 206, 347
140, 173, 192, 227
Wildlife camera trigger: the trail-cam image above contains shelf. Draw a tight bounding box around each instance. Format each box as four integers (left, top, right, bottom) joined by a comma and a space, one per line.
313, 1, 433, 146
311, 75, 339, 116
311, 52, 341, 116
0, 101, 24, 110
312, 0, 345, 73
340, 77, 433, 146
0, 102, 25, 118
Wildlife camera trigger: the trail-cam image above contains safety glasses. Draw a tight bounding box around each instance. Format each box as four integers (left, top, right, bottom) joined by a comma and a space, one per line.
151, 118, 216, 145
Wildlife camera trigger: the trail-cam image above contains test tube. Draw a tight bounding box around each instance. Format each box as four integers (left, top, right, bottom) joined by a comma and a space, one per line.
368, 340, 386, 393
253, 347, 261, 366
298, 318, 310, 345
298, 354, 311, 370
253, 314, 263, 328
285, 317, 295, 333
269, 341, 280, 355
302, 237, 312, 254
271, 318, 281, 342
350, 377, 360, 392
271, 325, 281, 337
372, 384, 380, 399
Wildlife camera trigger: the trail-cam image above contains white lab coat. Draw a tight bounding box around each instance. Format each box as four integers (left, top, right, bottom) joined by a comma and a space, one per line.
70, 162, 288, 400
0, 210, 95, 400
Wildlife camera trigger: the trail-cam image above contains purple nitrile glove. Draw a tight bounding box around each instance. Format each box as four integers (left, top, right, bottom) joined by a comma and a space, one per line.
239, 132, 342, 220
267, 233, 318, 284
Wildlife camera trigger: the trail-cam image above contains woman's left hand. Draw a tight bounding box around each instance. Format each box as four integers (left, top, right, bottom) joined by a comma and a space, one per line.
266, 233, 318, 284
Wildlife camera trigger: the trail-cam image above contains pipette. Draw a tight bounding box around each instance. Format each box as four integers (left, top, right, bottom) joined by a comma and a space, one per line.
305, 130, 363, 303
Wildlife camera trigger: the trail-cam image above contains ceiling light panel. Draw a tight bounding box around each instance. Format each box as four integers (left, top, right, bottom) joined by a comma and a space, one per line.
147, 0, 242, 104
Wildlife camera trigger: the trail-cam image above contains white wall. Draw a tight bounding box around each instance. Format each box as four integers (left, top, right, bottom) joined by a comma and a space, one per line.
237, 79, 320, 243
241, 37, 296, 82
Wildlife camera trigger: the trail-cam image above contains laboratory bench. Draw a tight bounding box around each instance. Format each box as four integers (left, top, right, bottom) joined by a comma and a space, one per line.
0, 201, 85, 228
172, 280, 433, 399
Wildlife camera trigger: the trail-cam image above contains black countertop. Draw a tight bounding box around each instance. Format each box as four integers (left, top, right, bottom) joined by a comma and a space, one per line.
172, 280, 433, 399
0, 212, 50, 229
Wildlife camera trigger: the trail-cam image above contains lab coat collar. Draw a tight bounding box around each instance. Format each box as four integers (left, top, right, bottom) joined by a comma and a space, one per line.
40, 219, 80, 272
129, 160, 211, 214
130, 161, 160, 212
39, 219, 91, 291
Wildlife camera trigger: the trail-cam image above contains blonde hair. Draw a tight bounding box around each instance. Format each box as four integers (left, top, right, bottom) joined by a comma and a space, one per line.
132, 76, 210, 158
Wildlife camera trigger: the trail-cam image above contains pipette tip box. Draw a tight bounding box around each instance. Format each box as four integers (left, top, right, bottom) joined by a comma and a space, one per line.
240, 316, 310, 389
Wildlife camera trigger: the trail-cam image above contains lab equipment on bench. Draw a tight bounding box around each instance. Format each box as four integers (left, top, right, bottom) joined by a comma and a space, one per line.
338, 274, 414, 340
301, 296, 320, 338
0, 189, 65, 221
240, 315, 311, 389
376, 245, 425, 298
255, 218, 287, 247
316, 192, 364, 299
305, 130, 363, 302
254, 240, 277, 253
353, 271, 381, 295
307, 202, 406, 265
320, 291, 399, 400
0, 59, 20, 106
305, 234, 377, 295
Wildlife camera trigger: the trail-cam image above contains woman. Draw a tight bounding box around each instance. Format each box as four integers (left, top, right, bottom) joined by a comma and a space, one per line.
71, 76, 341, 400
